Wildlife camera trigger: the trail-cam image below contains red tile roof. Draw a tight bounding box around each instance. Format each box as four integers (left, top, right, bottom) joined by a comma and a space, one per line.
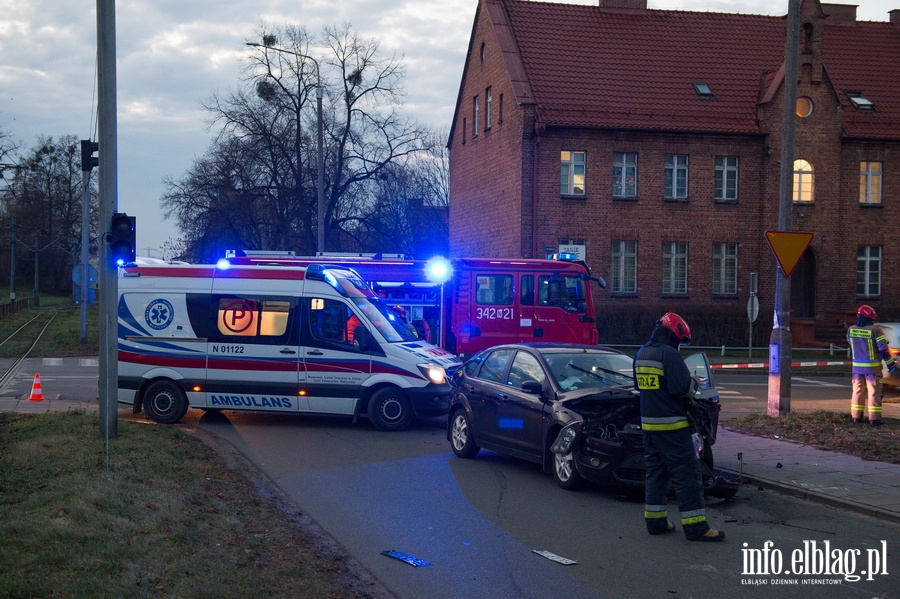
492, 0, 900, 138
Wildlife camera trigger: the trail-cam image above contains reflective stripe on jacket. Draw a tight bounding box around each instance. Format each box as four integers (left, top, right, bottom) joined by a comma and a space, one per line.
634, 340, 696, 432
847, 324, 895, 375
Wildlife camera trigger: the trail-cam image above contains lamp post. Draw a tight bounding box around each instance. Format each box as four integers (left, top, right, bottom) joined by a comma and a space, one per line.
247, 42, 325, 255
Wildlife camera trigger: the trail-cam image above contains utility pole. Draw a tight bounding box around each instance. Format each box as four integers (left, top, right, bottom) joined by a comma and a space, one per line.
97, 0, 118, 438
767, 0, 801, 417
9, 218, 15, 302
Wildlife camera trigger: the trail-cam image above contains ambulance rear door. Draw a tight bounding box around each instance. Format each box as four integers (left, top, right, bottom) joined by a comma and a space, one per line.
207, 274, 306, 413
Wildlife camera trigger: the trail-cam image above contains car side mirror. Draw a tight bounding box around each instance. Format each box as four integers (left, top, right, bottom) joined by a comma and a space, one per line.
521, 380, 543, 394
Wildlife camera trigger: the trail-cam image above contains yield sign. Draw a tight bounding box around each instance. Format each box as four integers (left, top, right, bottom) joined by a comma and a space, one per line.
765, 231, 813, 277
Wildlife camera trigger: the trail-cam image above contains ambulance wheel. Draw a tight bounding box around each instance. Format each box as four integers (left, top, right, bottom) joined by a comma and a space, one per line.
368, 387, 413, 431
143, 380, 189, 424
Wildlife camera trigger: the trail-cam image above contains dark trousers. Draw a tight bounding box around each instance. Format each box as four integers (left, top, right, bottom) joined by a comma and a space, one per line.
643, 429, 710, 539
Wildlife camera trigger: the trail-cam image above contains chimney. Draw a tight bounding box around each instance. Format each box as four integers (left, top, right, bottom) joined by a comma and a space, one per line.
821, 3, 857, 23
599, 0, 648, 9
892, 9, 900, 27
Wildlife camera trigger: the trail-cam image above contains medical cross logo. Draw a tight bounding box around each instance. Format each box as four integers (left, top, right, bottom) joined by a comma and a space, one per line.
145, 299, 175, 330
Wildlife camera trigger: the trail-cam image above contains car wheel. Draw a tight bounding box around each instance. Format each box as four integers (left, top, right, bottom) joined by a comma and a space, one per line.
450, 408, 480, 458
368, 387, 414, 432
143, 380, 189, 424
552, 448, 582, 490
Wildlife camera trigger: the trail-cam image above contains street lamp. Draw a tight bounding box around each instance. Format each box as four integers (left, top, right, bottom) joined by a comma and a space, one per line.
247, 41, 325, 255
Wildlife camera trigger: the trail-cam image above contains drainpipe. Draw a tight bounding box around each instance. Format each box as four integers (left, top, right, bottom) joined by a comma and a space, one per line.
532, 120, 546, 258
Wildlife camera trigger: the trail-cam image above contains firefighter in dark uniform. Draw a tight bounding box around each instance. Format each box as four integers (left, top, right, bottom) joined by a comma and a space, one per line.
633, 313, 725, 542
847, 304, 895, 426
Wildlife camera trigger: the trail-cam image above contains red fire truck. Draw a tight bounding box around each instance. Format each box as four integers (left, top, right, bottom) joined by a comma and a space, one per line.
223, 252, 605, 356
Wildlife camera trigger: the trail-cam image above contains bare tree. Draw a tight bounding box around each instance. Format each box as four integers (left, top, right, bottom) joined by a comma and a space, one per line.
162, 23, 435, 261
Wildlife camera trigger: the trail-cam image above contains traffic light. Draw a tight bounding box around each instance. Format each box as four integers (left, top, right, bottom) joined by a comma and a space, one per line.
81, 140, 98, 172
109, 212, 136, 266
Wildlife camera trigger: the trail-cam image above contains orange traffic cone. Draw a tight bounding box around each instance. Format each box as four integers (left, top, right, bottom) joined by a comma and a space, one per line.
27, 373, 45, 402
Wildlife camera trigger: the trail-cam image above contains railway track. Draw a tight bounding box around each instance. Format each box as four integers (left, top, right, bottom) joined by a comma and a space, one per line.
0, 310, 60, 389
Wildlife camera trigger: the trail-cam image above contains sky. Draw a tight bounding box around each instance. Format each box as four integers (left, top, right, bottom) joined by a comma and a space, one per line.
1, 0, 896, 258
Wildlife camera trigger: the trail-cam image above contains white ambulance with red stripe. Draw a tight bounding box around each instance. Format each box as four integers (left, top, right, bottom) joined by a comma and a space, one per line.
117, 261, 461, 430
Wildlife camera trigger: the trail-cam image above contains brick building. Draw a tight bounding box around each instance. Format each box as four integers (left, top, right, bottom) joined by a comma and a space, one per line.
447, 0, 900, 344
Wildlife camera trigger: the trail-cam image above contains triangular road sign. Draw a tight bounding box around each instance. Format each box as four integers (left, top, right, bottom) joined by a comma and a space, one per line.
765, 231, 814, 277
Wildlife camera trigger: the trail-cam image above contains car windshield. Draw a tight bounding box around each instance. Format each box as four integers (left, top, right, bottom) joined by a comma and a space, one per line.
542, 351, 635, 391
350, 296, 418, 343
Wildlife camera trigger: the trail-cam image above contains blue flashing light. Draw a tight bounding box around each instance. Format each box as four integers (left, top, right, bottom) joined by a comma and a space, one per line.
216, 258, 232, 270
497, 418, 525, 430
425, 256, 452, 284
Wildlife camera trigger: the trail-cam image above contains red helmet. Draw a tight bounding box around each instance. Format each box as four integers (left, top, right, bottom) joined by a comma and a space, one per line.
858, 305, 877, 320
658, 312, 692, 344
393, 305, 407, 318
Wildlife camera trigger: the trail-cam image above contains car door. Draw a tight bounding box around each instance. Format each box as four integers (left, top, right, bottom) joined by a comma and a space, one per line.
491, 349, 549, 460
302, 296, 372, 415
466, 348, 515, 447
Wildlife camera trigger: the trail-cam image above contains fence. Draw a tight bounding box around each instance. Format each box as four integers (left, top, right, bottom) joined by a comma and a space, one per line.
0, 297, 36, 319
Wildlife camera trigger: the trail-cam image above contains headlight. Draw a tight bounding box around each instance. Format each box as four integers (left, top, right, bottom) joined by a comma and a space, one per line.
418, 363, 446, 384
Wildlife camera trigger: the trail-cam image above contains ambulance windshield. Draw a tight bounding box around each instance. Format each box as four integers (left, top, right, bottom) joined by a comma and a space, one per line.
351, 297, 419, 343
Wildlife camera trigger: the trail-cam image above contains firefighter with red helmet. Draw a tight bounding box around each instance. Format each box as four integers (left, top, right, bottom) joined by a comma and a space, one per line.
847, 305, 895, 426
633, 313, 726, 542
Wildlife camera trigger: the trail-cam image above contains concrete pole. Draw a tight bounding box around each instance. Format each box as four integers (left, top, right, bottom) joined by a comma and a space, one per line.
767, 0, 801, 417
9, 218, 15, 302
32, 234, 39, 307
97, 0, 118, 438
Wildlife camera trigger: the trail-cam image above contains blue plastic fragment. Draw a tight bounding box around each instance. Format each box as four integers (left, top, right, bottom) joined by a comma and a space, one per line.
381, 550, 433, 567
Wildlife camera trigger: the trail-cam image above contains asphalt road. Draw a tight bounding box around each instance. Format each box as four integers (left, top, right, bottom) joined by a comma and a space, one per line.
4, 359, 899, 597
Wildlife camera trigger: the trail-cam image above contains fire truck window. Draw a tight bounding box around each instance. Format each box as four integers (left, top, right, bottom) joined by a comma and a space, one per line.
520, 275, 534, 306
475, 275, 513, 305
507, 351, 546, 389
539, 275, 586, 313
215, 298, 291, 341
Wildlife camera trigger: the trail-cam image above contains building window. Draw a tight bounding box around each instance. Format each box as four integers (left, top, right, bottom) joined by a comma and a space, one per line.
793, 159, 814, 203
664, 154, 689, 200
485, 87, 492, 130
498, 93, 504, 124
714, 156, 739, 201
845, 90, 875, 111
712, 242, 738, 296
611, 240, 637, 295
612, 152, 637, 198
662, 242, 688, 295
560, 151, 586, 196
859, 161, 882, 205
473, 96, 479, 138
857, 246, 882, 297
796, 97, 814, 118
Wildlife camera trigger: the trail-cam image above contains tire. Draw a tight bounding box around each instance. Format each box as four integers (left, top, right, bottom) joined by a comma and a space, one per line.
143, 380, 189, 424
368, 387, 414, 431
450, 408, 480, 458
552, 447, 583, 490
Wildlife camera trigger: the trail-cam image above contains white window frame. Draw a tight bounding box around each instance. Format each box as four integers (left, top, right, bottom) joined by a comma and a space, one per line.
857, 245, 882, 297
712, 242, 738, 296
662, 242, 688, 295
793, 159, 814, 203
859, 161, 882, 205
613, 152, 637, 198
473, 95, 479, 138
714, 156, 739, 201
664, 154, 689, 199
611, 240, 637, 295
485, 86, 492, 130
560, 151, 586, 196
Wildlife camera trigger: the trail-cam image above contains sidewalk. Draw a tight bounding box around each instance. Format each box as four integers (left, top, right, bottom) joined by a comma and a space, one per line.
3, 379, 900, 526
715, 429, 900, 524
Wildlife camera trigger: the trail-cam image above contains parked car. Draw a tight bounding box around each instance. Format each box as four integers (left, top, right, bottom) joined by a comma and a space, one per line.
879, 323, 900, 387
447, 343, 737, 498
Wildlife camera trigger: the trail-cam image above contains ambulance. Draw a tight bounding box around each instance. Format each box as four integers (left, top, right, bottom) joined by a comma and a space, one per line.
117, 262, 462, 431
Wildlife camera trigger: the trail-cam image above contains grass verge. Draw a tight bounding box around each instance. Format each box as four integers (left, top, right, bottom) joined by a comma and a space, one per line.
0, 411, 388, 598
723, 411, 899, 464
